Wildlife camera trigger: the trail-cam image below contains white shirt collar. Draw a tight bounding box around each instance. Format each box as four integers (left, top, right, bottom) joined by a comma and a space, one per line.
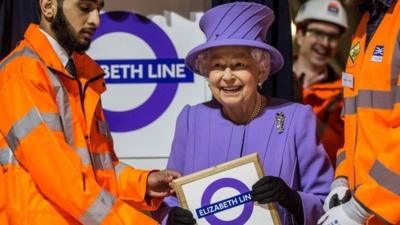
39, 29, 71, 67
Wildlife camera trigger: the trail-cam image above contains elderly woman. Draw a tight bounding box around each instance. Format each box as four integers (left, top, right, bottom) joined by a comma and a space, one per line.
155, 2, 333, 225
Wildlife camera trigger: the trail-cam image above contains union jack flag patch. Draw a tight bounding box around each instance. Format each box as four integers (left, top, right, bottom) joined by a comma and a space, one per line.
371, 45, 384, 62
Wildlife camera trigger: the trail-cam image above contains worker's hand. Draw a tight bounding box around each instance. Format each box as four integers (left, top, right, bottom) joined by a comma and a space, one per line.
167, 207, 196, 225
146, 169, 181, 197
323, 177, 351, 212
318, 197, 370, 225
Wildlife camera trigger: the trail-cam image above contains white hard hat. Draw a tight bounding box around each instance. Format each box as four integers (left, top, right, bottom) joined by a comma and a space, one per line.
295, 0, 348, 30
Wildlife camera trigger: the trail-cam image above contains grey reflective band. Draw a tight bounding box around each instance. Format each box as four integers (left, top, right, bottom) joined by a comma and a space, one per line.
76, 148, 92, 166
0, 47, 39, 71
336, 151, 346, 168
369, 160, 400, 196
2, 46, 75, 146
47, 68, 74, 146
0, 47, 69, 151
5, 110, 63, 152
343, 96, 356, 115
91, 152, 113, 170
391, 33, 400, 88
77, 149, 114, 171
41, 113, 63, 132
80, 189, 116, 225
6, 108, 42, 152
114, 162, 128, 179
343, 89, 397, 115
0, 147, 18, 165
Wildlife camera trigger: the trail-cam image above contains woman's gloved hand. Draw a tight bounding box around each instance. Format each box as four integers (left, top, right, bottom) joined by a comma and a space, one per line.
251, 176, 304, 224
167, 207, 196, 225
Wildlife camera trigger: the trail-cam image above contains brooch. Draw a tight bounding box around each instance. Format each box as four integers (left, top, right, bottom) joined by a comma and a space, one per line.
275, 112, 285, 134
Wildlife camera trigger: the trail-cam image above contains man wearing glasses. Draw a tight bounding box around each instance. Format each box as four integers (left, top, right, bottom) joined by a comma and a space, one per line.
292, 0, 348, 166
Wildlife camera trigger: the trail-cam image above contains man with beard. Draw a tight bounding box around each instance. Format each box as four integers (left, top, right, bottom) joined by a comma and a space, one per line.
0, 0, 181, 224
293, 0, 348, 166
317, 0, 400, 225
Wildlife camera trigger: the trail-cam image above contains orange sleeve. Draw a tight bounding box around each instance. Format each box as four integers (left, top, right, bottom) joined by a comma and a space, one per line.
113, 162, 163, 211
354, 82, 400, 224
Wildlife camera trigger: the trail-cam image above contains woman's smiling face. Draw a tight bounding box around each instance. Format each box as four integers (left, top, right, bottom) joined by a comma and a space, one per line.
207, 46, 263, 108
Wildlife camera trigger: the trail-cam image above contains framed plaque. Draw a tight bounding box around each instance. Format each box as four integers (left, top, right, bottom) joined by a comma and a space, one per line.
172, 153, 282, 225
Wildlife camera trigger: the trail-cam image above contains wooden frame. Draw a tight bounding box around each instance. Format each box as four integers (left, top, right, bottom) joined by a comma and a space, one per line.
172, 153, 282, 225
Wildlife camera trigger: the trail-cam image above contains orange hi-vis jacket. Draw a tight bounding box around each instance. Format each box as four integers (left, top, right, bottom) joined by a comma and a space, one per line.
303, 78, 344, 165
336, 2, 400, 224
0, 24, 161, 225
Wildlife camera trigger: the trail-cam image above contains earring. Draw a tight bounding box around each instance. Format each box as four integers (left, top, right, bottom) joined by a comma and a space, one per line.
257, 82, 263, 91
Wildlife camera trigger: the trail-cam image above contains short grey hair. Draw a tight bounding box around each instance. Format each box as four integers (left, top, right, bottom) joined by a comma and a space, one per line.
193, 47, 271, 82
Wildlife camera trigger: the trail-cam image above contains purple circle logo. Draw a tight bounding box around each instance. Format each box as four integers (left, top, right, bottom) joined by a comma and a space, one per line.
92, 11, 179, 132
201, 178, 253, 224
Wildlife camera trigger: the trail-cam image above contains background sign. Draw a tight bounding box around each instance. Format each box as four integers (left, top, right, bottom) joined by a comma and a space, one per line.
87, 2, 211, 168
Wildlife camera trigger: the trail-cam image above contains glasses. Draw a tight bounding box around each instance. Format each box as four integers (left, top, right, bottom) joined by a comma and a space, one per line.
305, 28, 341, 43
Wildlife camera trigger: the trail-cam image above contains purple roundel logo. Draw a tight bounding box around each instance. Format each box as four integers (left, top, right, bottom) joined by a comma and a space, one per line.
92, 12, 193, 132
200, 178, 254, 224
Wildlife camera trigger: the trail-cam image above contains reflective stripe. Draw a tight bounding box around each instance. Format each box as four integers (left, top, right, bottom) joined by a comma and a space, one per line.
343, 96, 356, 115
1, 113, 59, 165
391, 32, 400, 88
1, 46, 74, 145
336, 151, 346, 168
6, 108, 42, 152
41, 113, 63, 132
114, 162, 128, 179
5, 109, 63, 152
343, 89, 396, 115
47, 68, 74, 146
76, 148, 91, 166
369, 160, 400, 196
0, 147, 18, 165
92, 152, 113, 170
80, 189, 116, 225
76, 149, 114, 171
0, 47, 39, 71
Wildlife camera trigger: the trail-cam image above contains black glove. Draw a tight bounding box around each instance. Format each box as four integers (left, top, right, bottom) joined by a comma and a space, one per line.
167, 207, 196, 225
251, 176, 304, 224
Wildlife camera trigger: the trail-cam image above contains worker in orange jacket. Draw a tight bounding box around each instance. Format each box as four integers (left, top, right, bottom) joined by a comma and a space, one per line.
0, 0, 180, 224
318, 0, 400, 224
293, 0, 348, 166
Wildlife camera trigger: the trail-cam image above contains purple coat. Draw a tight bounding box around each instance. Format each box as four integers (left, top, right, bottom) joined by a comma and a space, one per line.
156, 98, 333, 225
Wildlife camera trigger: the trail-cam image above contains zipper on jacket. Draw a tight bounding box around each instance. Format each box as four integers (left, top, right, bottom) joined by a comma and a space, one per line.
82, 74, 105, 181
77, 79, 85, 118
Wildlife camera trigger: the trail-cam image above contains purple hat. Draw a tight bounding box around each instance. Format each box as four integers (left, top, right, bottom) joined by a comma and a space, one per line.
185, 2, 284, 76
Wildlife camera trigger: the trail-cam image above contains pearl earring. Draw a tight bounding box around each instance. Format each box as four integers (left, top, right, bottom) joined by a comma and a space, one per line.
257, 82, 263, 91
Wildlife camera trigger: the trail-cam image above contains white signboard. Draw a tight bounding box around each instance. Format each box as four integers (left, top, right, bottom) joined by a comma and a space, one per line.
87, 8, 211, 161
173, 153, 282, 225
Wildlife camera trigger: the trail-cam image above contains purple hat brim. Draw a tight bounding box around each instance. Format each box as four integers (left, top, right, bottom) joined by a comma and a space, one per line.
185, 39, 284, 76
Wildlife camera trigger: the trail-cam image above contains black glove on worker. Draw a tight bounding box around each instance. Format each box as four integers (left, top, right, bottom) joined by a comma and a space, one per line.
251, 176, 304, 224
328, 189, 351, 209
167, 207, 196, 225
